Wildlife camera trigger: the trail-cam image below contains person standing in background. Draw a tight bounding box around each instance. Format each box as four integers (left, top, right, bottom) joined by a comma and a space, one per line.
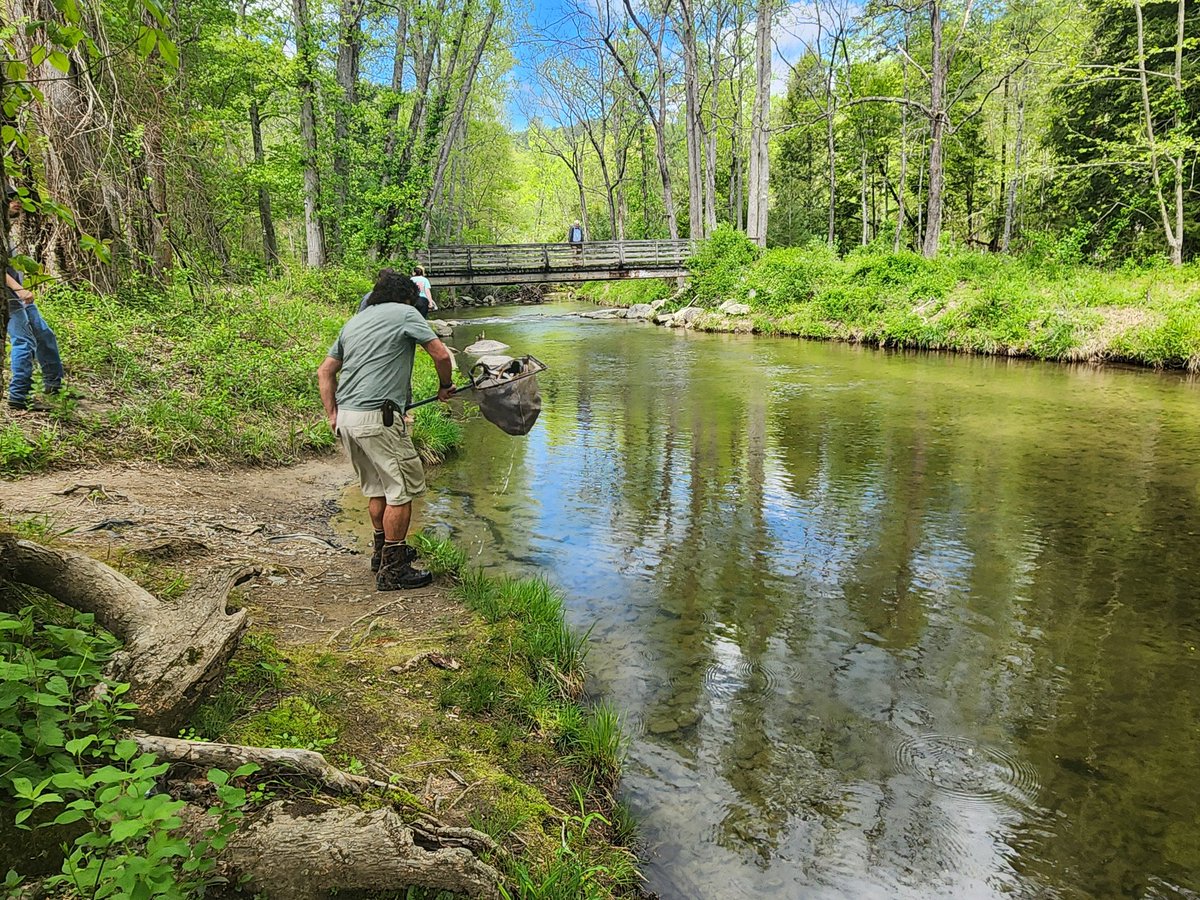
567, 220, 584, 254
411, 266, 436, 317
4, 184, 66, 412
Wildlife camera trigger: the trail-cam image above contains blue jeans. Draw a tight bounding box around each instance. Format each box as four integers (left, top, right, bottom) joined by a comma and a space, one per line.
7, 301, 64, 405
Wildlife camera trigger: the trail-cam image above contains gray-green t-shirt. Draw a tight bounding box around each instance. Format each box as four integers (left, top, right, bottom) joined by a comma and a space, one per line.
328, 303, 438, 410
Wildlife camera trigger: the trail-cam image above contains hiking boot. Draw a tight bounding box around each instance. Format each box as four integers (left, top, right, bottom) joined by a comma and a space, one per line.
8, 398, 51, 412
370, 535, 414, 573
371, 532, 385, 573
376, 544, 431, 591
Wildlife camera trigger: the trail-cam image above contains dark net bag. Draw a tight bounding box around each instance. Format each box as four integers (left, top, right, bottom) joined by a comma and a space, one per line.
467, 355, 548, 436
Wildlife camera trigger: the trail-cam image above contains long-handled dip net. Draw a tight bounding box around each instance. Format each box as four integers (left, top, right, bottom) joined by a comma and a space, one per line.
404, 354, 549, 436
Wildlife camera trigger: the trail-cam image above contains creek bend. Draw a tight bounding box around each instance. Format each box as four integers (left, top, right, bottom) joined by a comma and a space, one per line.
385, 300, 1200, 899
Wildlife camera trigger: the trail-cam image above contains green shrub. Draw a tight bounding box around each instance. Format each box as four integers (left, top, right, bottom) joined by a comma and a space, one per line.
574, 279, 673, 308
0, 607, 255, 897
687, 224, 760, 306
26, 268, 464, 470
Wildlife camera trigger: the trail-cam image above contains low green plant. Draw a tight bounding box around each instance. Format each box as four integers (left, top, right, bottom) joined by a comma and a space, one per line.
410, 531, 469, 576
232, 695, 338, 752
498, 787, 637, 900
574, 278, 673, 309
180, 629, 285, 742
0, 607, 257, 897
686, 224, 760, 307
106, 550, 190, 601
562, 703, 625, 784
0, 423, 60, 475
683, 240, 1200, 368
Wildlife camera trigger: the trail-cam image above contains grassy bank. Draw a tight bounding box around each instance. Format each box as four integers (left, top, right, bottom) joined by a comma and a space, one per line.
0, 529, 639, 898
0, 268, 463, 475
585, 228, 1200, 370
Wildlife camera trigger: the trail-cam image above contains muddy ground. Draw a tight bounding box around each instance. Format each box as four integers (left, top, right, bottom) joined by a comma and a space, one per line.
0, 457, 467, 645
0, 457, 510, 816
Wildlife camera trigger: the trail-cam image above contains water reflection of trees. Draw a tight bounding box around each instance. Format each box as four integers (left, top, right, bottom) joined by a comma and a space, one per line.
445, 319, 1200, 897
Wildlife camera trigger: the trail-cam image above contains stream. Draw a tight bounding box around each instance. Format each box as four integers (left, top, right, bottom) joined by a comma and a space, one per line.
384, 300, 1200, 898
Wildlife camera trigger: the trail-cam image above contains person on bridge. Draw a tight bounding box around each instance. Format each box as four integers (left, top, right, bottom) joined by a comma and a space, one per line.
411, 266, 437, 316
567, 220, 584, 253
318, 270, 455, 591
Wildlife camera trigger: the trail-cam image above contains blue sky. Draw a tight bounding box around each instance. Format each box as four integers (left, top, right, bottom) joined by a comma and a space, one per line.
502, 0, 824, 130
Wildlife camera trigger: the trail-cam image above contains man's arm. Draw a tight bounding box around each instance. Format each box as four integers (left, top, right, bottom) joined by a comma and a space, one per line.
317, 356, 342, 431
421, 338, 455, 402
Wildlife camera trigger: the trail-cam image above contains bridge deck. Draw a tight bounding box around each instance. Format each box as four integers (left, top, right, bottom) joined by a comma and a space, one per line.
418, 239, 692, 287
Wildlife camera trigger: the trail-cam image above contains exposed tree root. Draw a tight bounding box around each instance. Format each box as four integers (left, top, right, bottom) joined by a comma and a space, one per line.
215, 800, 502, 899
0, 535, 257, 734
129, 732, 406, 798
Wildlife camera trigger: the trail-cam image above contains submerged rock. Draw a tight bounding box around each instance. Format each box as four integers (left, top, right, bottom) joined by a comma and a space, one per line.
464, 338, 510, 355
626, 304, 654, 320
579, 308, 624, 319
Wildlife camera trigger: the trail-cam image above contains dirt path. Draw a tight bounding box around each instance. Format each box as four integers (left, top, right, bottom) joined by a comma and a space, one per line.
0, 456, 472, 646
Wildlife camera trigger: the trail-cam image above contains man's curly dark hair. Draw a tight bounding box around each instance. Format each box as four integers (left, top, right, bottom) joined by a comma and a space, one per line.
365, 268, 419, 307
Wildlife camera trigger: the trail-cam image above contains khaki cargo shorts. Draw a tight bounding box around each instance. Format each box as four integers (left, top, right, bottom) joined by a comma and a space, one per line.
336, 408, 426, 506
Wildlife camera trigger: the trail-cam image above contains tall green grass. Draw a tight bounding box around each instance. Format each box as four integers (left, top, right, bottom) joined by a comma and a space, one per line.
413, 533, 620, 786
683, 226, 1200, 369
1, 268, 464, 473
574, 278, 674, 308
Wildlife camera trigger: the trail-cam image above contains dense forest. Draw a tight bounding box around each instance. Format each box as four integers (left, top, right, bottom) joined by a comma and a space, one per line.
1, 0, 1196, 292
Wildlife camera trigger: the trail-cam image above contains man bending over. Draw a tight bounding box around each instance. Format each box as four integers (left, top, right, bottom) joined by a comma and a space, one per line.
318, 270, 454, 590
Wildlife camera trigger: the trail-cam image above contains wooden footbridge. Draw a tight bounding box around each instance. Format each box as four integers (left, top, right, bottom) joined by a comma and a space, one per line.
417, 239, 693, 287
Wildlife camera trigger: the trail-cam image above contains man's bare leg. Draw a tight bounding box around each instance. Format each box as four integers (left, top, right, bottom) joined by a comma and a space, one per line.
368, 496, 385, 532
382, 501, 412, 543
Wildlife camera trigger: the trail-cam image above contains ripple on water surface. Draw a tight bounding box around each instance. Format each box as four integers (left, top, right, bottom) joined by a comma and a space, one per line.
702, 659, 782, 700
892, 734, 1041, 808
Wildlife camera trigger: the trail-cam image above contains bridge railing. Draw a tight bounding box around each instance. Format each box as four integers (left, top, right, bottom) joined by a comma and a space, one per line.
418, 239, 694, 276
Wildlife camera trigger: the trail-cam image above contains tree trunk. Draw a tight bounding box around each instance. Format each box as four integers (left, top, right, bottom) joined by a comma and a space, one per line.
1001, 77, 1024, 253
0, 536, 258, 734
131, 733, 403, 796
331, 0, 365, 259
922, 0, 945, 258
1170, 0, 1184, 266
894, 55, 908, 253
604, 0, 680, 239
746, 0, 772, 247
425, 5, 497, 239
679, 0, 704, 239
860, 144, 869, 246
729, 4, 745, 232
293, 0, 326, 267
249, 99, 279, 271
214, 801, 502, 900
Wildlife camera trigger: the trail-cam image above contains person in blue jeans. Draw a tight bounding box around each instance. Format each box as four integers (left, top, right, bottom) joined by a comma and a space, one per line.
5, 185, 65, 412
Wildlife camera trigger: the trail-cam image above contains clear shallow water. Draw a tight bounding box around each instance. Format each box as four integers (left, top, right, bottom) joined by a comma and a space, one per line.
417, 302, 1200, 899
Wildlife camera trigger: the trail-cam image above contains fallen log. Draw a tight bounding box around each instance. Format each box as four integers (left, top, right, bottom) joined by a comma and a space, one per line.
217, 800, 502, 900
0, 535, 258, 733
